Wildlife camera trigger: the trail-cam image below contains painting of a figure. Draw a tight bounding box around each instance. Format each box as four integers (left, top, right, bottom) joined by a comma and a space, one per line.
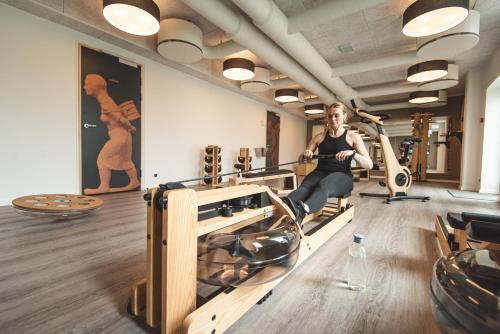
80, 46, 141, 195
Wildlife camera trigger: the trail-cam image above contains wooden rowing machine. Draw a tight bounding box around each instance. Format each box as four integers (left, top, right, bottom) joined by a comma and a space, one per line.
128, 184, 354, 333
435, 212, 500, 256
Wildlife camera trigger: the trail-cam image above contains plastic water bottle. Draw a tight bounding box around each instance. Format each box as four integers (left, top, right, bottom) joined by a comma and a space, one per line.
348, 234, 367, 291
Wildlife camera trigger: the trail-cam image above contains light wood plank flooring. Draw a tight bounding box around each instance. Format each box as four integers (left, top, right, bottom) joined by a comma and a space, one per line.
1, 182, 499, 334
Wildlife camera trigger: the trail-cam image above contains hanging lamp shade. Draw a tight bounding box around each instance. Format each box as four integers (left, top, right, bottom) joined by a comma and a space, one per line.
417, 64, 458, 91
417, 10, 479, 59
157, 19, 203, 63
275, 89, 299, 103
407, 60, 448, 83
103, 0, 160, 36
222, 58, 255, 81
304, 103, 326, 115
402, 0, 469, 37
418, 90, 448, 108
241, 67, 271, 92
282, 91, 305, 109
409, 91, 439, 104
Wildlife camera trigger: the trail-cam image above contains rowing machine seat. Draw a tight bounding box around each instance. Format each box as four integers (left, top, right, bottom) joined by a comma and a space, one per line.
466, 220, 500, 244
447, 212, 500, 230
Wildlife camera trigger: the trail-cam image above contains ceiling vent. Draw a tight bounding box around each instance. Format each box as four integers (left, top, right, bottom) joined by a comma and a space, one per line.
240, 67, 271, 92
157, 19, 203, 63
417, 10, 479, 59
338, 43, 354, 53
417, 64, 459, 91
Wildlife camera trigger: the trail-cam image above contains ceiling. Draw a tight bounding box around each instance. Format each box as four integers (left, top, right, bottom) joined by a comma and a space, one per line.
3, 0, 500, 118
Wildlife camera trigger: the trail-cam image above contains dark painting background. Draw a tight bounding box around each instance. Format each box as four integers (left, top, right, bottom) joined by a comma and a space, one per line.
81, 46, 141, 192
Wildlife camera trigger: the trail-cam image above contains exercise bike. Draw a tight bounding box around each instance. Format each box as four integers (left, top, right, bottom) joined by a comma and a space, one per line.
350, 100, 430, 203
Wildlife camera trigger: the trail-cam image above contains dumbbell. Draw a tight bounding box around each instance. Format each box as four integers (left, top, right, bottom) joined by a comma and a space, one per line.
205, 155, 222, 164
237, 156, 252, 163
205, 165, 222, 173
205, 147, 222, 155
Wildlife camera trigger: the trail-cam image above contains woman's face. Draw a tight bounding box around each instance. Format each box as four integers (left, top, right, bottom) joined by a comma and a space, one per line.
326, 107, 345, 129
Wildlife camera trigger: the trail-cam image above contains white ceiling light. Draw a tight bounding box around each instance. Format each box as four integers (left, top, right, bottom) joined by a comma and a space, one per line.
157, 19, 203, 63
241, 67, 271, 92
402, 0, 469, 37
417, 10, 480, 59
417, 64, 458, 91
223, 58, 255, 81
409, 91, 439, 104
305, 103, 326, 115
103, 0, 160, 36
407, 60, 448, 83
275, 89, 299, 103
418, 90, 448, 108
282, 91, 305, 109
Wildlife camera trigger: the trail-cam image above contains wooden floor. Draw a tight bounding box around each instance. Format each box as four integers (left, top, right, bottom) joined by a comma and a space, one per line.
1, 182, 499, 334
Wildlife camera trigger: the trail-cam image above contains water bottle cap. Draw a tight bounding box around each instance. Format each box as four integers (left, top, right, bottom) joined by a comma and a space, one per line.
353, 234, 365, 244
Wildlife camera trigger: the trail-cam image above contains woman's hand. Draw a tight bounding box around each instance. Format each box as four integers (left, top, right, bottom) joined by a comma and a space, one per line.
301, 149, 314, 161
128, 125, 136, 134
336, 150, 355, 161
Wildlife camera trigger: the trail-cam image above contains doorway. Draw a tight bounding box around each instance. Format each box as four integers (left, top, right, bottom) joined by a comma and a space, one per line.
266, 111, 280, 170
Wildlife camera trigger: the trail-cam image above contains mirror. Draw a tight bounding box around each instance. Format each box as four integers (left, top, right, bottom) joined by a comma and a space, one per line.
427, 116, 449, 174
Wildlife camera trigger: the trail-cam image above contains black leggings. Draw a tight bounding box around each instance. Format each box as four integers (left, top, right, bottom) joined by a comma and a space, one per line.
288, 170, 353, 213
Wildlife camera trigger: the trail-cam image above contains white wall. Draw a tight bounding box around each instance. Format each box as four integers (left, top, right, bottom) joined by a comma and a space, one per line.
0, 4, 306, 205
460, 67, 485, 191
480, 80, 500, 194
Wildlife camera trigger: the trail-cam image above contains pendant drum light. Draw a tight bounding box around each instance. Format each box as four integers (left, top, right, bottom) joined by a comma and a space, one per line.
417, 64, 458, 91
275, 89, 299, 103
222, 58, 255, 81
103, 0, 160, 36
305, 103, 326, 115
409, 91, 440, 104
417, 10, 479, 59
418, 90, 448, 108
407, 60, 448, 83
241, 67, 271, 92
157, 19, 203, 63
402, 0, 469, 37
282, 91, 305, 109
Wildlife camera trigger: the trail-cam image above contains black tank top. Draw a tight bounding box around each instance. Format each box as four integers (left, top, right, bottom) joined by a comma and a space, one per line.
316, 130, 354, 174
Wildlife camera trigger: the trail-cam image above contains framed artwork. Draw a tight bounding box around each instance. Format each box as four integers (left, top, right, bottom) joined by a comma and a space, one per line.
80, 45, 142, 195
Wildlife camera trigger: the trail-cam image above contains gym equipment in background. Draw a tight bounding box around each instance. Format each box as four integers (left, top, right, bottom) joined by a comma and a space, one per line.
231, 147, 297, 195
204, 145, 222, 186
234, 147, 252, 173
431, 212, 499, 333
410, 113, 432, 181
398, 137, 421, 166
12, 194, 103, 219
127, 183, 354, 333
351, 100, 430, 203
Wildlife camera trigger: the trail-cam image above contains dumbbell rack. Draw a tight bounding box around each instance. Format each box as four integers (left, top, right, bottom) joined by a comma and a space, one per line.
204, 145, 222, 187
234, 147, 252, 173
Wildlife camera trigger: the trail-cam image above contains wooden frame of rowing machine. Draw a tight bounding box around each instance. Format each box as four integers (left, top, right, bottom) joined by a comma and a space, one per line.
434, 215, 500, 256
129, 184, 354, 334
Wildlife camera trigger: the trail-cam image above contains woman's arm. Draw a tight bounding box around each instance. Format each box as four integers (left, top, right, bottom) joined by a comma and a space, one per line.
351, 132, 373, 170
301, 132, 325, 160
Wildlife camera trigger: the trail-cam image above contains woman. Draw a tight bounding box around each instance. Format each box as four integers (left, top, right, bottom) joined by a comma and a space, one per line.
284, 102, 373, 224
83, 74, 140, 195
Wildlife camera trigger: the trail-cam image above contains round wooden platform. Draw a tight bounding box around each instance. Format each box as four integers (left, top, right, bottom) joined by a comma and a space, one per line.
12, 194, 103, 218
